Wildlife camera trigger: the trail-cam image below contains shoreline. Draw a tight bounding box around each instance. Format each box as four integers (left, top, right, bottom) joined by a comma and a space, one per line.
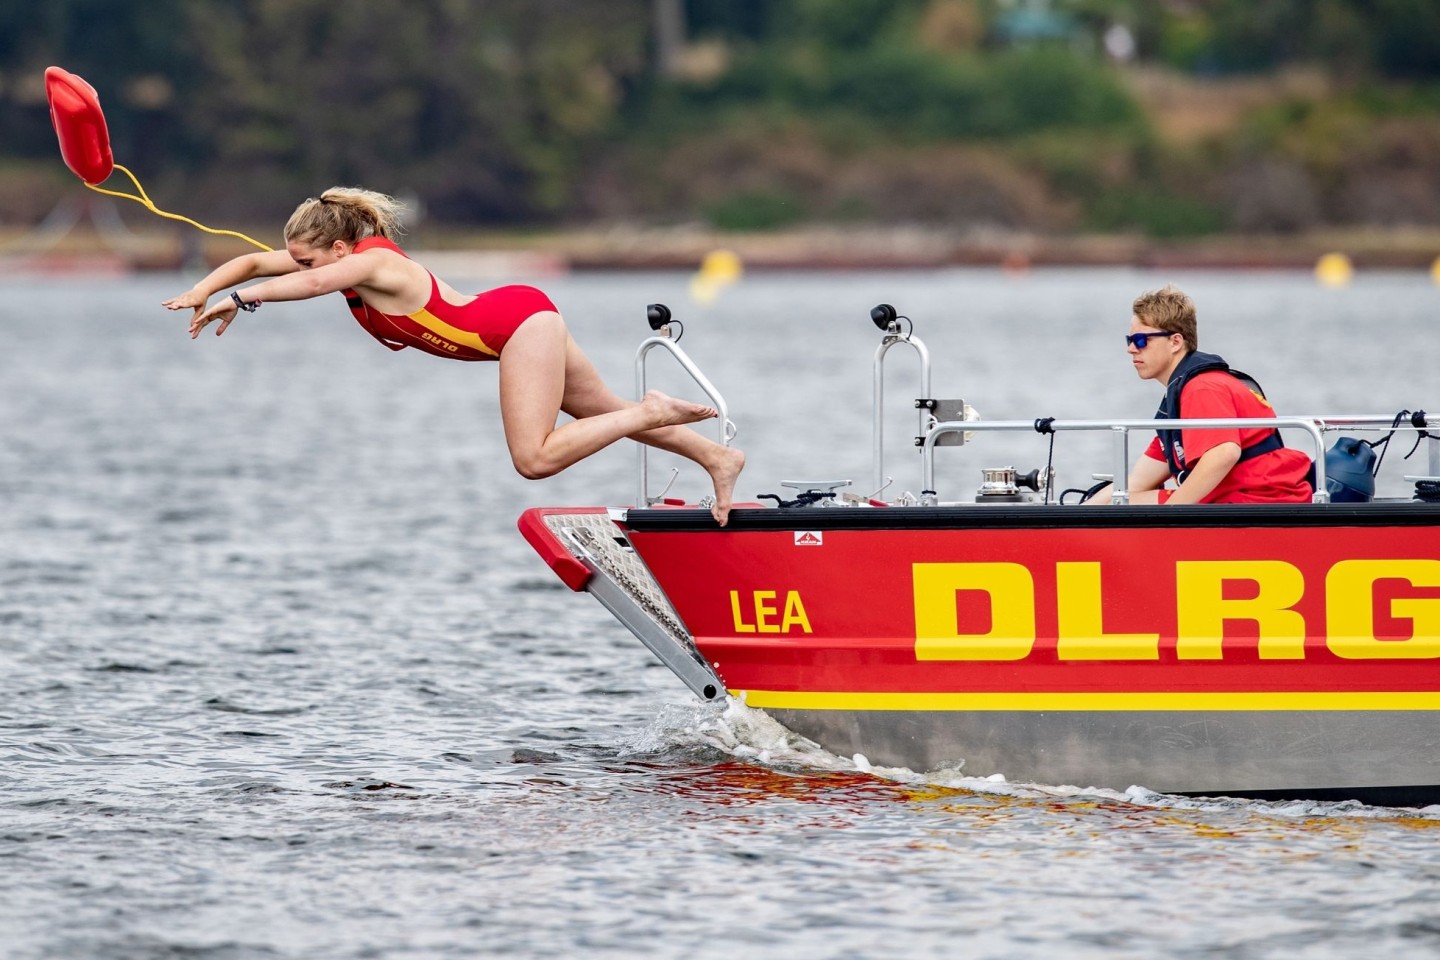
2, 224, 1439, 276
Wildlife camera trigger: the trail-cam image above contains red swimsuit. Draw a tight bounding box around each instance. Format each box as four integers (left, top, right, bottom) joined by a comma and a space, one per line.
343, 237, 556, 361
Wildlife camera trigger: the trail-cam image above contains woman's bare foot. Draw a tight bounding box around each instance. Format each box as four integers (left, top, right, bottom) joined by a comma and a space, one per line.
641, 390, 716, 428
707, 445, 746, 526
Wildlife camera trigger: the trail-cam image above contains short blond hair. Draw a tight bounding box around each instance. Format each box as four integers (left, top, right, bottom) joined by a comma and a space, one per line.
1132, 284, 1197, 352
283, 186, 406, 248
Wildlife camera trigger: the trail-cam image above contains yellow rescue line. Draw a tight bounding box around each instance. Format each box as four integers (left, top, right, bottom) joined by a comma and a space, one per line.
85, 164, 273, 252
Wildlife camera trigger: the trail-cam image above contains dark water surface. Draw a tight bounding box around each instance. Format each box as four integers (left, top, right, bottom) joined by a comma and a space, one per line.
2, 268, 1438, 959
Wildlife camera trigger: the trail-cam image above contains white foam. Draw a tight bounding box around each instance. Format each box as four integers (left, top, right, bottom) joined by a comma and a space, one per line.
632, 696, 1440, 821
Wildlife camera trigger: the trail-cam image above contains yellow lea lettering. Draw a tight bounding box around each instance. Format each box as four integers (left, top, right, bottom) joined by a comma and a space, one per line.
730, 590, 812, 634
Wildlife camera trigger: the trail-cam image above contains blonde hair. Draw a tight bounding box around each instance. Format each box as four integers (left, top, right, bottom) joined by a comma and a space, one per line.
1132, 284, 1198, 352
283, 187, 406, 248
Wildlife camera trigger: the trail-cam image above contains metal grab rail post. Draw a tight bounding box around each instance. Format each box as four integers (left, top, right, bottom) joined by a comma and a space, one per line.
871, 313, 932, 498
1110, 426, 1130, 505
635, 305, 734, 508
921, 417, 1332, 503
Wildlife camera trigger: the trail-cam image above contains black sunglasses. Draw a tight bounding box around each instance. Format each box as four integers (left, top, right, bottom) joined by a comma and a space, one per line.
1125, 330, 1176, 349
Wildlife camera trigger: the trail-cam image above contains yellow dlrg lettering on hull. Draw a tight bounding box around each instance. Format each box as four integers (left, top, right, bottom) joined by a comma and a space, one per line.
1175, 560, 1307, 660
1055, 562, 1159, 660
913, 562, 1035, 661
912, 557, 1440, 662
730, 590, 813, 634
1326, 559, 1440, 659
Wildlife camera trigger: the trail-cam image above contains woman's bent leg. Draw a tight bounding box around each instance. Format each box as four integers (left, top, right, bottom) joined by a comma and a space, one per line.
548, 331, 745, 524
498, 311, 719, 481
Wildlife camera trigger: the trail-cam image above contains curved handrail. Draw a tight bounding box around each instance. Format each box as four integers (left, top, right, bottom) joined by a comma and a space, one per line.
872, 332, 932, 496
635, 335, 734, 508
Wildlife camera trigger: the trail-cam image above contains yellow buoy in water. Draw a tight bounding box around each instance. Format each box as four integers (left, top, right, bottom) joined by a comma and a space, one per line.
1430, 256, 1440, 285
1315, 252, 1353, 287
690, 249, 743, 306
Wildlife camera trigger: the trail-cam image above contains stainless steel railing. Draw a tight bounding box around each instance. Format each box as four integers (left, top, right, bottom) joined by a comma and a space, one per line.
922, 417, 1332, 503
635, 309, 735, 508
922, 413, 1437, 504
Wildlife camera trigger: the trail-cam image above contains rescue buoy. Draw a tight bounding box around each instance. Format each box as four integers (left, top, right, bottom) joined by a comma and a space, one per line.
45, 66, 114, 185
42, 66, 271, 252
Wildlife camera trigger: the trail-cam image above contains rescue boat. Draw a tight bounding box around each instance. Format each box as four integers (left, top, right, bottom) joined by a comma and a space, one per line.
520, 304, 1440, 807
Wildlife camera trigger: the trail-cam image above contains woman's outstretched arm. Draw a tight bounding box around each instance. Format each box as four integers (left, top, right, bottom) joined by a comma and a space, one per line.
162, 249, 302, 335
180, 247, 413, 338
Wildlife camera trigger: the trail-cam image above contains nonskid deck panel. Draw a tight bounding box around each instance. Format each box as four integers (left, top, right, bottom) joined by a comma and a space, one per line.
541, 511, 689, 642
540, 510, 725, 701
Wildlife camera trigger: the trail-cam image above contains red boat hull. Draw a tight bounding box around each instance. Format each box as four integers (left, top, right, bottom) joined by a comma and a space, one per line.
625, 509, 1440, 706
525, 502, 1440, 802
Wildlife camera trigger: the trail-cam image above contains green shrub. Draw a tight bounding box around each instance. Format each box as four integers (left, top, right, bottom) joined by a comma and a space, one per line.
704, 190, 809, 230
1085, 188, 1225, 238
664, 45, 1144, 143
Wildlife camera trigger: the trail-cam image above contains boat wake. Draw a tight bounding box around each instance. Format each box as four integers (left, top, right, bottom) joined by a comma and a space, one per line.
629, 696, 1440, 822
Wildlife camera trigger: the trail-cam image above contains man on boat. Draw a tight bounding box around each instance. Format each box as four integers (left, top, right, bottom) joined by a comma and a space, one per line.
1089, 284, 1312, 504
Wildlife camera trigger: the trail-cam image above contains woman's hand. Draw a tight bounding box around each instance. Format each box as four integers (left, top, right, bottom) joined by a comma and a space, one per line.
161, 287, 207, 312
187, 297, 239, 338
162, 287, 229, 338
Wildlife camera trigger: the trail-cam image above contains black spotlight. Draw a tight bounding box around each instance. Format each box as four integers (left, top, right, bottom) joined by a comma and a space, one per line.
871, 303, 898, 331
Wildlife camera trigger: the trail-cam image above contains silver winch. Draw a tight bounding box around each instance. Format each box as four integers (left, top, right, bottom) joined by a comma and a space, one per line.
976, 466, 1051, 503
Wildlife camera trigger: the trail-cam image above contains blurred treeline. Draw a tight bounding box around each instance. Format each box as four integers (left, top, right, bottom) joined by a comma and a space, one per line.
3, 0, 1440, 237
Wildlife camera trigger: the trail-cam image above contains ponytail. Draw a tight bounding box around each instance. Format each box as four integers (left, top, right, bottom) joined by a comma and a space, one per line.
283, 186, 407, 248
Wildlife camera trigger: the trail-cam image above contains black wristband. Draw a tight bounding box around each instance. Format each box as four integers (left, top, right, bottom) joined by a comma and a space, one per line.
231, 291, 259, 312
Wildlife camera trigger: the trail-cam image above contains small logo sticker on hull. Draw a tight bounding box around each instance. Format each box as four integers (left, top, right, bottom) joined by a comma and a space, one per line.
794, 531, 823, 546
